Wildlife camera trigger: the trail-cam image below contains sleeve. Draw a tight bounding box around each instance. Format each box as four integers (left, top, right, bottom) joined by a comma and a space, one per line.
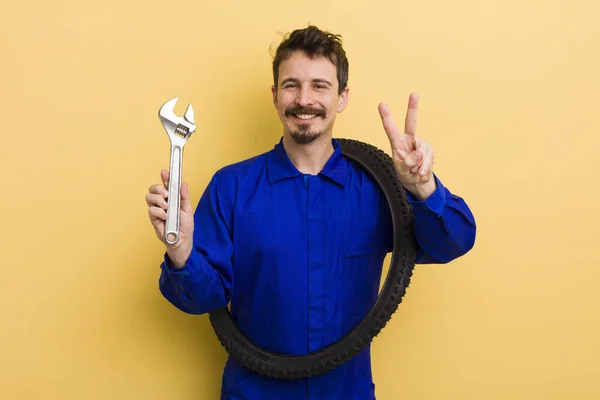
158, 172, 235, 315
389, 174, 477, 264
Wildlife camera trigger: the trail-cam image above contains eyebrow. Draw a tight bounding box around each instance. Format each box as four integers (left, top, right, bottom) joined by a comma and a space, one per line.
280, 78, 332, 87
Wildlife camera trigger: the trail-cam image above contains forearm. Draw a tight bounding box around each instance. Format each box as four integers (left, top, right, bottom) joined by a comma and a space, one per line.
404, 175, 476, 264
159, 246, 232, 315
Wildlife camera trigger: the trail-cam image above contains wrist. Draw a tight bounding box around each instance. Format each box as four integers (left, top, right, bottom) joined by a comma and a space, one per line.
167, 242, 192, 269
406, 178, 436, 201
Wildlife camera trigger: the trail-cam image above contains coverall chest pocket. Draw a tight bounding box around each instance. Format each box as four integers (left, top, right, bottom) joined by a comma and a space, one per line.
342, 211, 381, 258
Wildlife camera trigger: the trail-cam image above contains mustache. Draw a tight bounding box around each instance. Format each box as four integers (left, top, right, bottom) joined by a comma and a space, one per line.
285, 106, 326, 118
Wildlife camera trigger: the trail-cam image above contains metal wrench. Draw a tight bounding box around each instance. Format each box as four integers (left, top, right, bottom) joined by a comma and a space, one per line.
158, 97, 196, 245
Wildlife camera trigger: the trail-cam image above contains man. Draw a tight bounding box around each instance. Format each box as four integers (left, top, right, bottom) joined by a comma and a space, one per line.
146, 25, 476, 399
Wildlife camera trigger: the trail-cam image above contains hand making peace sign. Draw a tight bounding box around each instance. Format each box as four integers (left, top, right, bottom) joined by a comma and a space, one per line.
379, 93, 437, 200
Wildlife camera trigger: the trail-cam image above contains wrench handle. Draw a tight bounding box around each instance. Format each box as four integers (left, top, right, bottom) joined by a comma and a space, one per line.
165, 143, 183, 245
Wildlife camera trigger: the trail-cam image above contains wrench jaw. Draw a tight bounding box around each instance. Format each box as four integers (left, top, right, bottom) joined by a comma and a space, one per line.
158, 97, 197, 142
184, 104, 195, 125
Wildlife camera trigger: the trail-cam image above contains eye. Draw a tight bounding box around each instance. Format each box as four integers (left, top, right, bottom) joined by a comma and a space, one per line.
313, 84, 326, 89
283, 83, 297, 89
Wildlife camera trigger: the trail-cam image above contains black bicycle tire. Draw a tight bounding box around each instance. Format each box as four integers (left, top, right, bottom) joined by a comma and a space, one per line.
208, 138, 417, 380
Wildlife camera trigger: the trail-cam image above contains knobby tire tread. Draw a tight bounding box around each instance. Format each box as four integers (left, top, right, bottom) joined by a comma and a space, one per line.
208, 138, 417, 380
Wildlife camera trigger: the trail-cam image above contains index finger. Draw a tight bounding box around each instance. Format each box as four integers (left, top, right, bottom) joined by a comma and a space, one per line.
404, 92, 419, 136
378, 102, 403, 149
149, 183, 168, 197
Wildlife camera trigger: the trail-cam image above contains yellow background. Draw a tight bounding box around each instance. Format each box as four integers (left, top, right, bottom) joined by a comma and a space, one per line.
2, 0, 599, 399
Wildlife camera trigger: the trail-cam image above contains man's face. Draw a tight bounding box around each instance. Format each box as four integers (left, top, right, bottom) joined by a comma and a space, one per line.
272, 51, 348, 145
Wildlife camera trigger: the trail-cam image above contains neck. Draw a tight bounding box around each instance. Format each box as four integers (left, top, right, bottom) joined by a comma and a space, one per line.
282, 133, 334, 175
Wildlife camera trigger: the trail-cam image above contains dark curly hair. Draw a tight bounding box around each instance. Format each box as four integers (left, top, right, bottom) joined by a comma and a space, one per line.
272, 25, 349, 95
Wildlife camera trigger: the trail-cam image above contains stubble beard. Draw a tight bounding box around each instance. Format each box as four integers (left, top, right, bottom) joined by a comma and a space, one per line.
284, 105, 327, 145
290, 125, 323, 145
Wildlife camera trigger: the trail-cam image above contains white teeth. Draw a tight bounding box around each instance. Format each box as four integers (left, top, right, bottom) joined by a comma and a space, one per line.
296, 114, 316, 120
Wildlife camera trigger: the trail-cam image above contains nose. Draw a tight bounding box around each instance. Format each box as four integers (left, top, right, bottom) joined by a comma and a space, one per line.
295, 85, 314, 107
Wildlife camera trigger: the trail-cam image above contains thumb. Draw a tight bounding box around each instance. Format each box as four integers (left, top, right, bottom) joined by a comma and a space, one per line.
180, 182, 193, 214
404, 149, 423, 168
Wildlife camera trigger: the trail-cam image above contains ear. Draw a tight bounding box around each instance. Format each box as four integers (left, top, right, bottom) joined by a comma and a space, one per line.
271, 85, 278, 107
337, 86, 349, 113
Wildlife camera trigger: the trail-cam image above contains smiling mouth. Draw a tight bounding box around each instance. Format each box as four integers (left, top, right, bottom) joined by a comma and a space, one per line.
293, 113, 319, 120
285, 108, 325, 121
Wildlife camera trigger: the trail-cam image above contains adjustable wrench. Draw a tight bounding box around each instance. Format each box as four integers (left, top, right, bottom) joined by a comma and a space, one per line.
158, 97, 196, 245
